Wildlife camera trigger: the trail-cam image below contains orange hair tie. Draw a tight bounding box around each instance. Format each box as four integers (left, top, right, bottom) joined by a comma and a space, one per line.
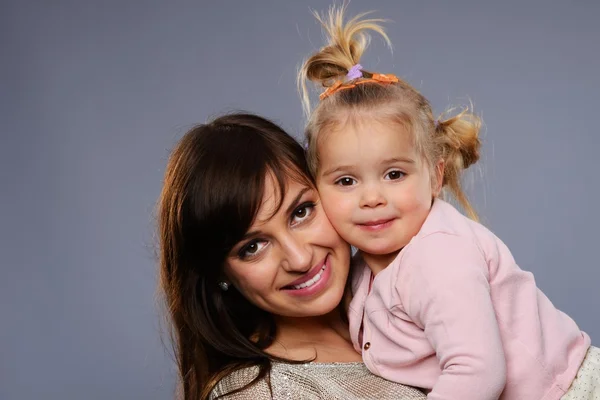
319, 73, 399, 100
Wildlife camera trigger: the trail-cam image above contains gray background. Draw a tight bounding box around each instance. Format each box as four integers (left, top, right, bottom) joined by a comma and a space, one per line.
2, 0, 599, 398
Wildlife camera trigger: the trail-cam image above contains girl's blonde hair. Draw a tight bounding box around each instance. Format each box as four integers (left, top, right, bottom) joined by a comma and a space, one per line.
298, 4, 481, 220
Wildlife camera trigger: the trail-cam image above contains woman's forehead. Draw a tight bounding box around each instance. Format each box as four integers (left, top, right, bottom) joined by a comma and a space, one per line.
254, 172, 313, 225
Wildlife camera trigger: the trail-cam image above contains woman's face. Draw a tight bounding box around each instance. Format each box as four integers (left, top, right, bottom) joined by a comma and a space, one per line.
224, 173, 351, 318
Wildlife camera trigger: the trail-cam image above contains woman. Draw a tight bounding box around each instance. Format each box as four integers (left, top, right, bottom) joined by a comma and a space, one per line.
158, 113, 426, 399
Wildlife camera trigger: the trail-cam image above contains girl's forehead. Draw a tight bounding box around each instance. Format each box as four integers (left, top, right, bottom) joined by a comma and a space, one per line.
321, 110, 412, 142
326, 105, 412, 129
321, 120, 416, 155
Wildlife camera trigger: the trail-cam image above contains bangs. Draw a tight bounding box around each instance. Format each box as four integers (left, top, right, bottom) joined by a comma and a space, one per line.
186, 117, 313, 262
260, 162, 314, 222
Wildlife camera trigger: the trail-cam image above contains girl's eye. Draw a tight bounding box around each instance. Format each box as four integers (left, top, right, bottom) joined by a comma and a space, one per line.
291, 202, 315, 226
238, 240, 268, 260
335, 177, 357, 186
385, 170, 405, 180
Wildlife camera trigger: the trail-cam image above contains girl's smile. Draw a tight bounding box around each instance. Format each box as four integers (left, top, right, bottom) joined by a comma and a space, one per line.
317, 116, 442, 271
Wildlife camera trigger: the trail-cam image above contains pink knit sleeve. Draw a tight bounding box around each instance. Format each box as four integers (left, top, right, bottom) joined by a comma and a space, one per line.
397, 233, 507, 400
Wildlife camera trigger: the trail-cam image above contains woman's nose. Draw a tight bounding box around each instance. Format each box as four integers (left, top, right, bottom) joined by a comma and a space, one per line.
280, 235, 312, 273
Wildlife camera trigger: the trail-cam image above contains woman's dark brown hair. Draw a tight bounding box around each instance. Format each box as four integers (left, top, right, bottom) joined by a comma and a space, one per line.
158, 113, 313, 399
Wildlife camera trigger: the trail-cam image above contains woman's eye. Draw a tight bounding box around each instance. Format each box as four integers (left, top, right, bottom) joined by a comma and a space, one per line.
291, 202, 315, 225
238, 240, 267, 259
385, 170, 405, 180
335, 177, 356, 186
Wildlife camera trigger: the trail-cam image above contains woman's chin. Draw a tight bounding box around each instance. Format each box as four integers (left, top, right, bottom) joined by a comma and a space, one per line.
279, 288, 345, 318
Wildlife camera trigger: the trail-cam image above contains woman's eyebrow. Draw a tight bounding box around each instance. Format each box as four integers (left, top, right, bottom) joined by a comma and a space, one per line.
285, 187, 311, 215
239, 188, 311, 241
241, 230, 262, 241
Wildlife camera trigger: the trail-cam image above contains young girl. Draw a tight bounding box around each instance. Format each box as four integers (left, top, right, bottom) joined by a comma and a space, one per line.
298, 6, 599, 400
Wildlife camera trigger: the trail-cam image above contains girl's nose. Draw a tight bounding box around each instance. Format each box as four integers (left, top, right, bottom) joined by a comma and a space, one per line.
359, 184, 387, 209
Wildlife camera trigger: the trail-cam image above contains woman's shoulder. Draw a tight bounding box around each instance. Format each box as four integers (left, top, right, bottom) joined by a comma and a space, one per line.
211, 362, 426, 399
209, 365, 271, 399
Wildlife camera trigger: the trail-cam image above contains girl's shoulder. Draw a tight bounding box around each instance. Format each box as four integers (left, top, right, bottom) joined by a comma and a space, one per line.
418, 199, 480, 238
391, 200, 498, 279
350, 251, 370, 292
409, 199, 503, 261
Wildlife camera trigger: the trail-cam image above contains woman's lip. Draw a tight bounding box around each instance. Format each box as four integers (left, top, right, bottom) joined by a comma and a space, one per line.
284, 255, 328, 288
282, 256, 332, 297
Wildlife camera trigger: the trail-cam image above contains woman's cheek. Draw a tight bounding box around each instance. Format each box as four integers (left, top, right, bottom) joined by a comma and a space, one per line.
227, 262, 274, 295
313, 208, 350, 258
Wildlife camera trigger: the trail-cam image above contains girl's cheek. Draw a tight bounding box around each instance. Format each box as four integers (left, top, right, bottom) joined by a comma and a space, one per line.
331, 196, 354, 217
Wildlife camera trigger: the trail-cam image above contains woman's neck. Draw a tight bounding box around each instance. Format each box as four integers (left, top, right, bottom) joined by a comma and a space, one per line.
267, 309, 362, 363
276, 310, 348, 340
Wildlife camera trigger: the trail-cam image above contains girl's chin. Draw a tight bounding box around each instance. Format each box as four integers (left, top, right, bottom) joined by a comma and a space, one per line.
358, 240, 404, 256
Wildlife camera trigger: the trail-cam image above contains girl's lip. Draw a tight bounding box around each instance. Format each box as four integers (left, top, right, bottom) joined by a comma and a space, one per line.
357, 218, 395, 231
281, 255, 332, 297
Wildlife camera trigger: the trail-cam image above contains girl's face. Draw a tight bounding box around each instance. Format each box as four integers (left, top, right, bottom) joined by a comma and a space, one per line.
316, 117, 442, 264
225, 173, 351, 318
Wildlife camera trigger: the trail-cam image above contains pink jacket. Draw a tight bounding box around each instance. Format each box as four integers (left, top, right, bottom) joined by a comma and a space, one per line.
348, 199, 590, 400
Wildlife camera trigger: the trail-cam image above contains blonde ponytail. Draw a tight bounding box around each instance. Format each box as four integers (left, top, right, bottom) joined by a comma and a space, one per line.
297, 4, 390, 116
435, 108, 482, 220
299, 6, 483, 222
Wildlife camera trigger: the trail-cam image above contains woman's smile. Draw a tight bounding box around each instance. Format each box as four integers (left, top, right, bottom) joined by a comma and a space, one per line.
225, 177, 350, 318
281, 254, 332, 297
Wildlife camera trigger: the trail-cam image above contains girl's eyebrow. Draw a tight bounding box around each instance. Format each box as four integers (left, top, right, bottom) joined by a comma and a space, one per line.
322, 157, 416, 176
381, 157, 415, 165
321, 165, 354, 177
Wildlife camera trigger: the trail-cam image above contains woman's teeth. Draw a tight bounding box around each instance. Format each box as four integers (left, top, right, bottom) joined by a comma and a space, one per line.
292, 265, 326, 290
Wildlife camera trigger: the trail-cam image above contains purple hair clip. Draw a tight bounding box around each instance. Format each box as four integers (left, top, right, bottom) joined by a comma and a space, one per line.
346, 64, 363, 80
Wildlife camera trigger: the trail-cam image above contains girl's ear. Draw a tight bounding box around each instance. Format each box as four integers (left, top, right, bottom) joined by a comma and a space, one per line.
432, 159, 445, 197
